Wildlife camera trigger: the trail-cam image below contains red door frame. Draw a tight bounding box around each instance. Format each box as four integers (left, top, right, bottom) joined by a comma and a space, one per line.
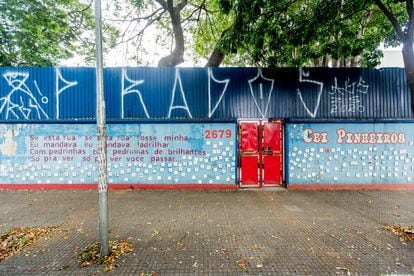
238, 119, 284, 188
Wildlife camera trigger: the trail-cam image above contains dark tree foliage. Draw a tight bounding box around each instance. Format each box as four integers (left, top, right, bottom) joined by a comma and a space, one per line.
210, 0, 389, 67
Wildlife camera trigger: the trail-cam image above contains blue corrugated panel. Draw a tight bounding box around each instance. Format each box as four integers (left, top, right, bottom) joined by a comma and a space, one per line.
0, 67, 412, 122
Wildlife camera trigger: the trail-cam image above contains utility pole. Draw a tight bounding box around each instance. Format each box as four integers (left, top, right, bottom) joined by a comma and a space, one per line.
94, 0, 109, 256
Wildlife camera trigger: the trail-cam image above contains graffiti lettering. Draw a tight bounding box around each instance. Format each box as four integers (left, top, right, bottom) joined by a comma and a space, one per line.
0, 68, 398, 121
330, 96, 365, 113
121, 68, 148, 118
168, 69, 192, 118
0, 72, 49, 119
297, 69, 324, 118
208, 68, 229, 118
56, 68, 78, 119
330, 77, 369, 114
248, 69, 274, 118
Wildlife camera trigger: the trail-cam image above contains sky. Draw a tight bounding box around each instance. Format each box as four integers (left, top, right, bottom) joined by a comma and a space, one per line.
60, 48, 405, 68
380, 48, 404, 68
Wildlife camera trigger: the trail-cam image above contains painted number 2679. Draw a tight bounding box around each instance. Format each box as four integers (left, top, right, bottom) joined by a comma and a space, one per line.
205, 129, 232, 139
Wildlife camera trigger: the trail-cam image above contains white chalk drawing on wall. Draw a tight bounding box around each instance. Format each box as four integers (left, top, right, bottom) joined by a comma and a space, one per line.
208, 68, 230, 118
121, 68, 148, 118
248, 69, 274, 118
297, 69, 324, 118
168, 69, 193, 118
329, 77, 369, 113
33, 81, 48, 104
56, 68, 78, 119
0, 72, 49, 119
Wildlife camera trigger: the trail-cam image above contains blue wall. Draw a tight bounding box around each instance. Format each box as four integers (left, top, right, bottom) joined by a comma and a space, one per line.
0, 122, 237, 185
0, 67, 411, 121
286, 122, 414, 185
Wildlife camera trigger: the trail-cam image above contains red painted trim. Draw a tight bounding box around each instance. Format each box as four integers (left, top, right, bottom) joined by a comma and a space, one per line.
0, 184, 97, 190
288, 184, 414, 190
0, 184, 238, 190
3, 183, 413, 191
110, 184, 238, 190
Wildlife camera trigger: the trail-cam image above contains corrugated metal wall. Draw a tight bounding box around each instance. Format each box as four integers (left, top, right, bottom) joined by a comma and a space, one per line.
0, 67, 411, 122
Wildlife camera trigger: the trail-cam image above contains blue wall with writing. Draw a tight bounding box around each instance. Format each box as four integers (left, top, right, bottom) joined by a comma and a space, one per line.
286, 122, 414, 185
0, 67, 411, 121
0, 123, 237, 185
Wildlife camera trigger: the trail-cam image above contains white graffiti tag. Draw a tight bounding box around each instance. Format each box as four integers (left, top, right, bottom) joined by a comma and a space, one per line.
0, 72, 49, 119
121, 68, 148, 118
248, 69, 274, 118
56, 68, 78, 119
167, 69, 192, 118
330, 77, 369, 114
297, 69, 324, 118
208, 68, 230, 118
330, 77, 369, 95
330, 96, 365, 113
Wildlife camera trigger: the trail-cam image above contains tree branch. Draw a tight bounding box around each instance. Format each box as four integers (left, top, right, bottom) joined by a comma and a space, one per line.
177, 0, 188, 11
105, 7, 164, 22
189, 1, 216, 13
407, 0, 413, 15
157, 0, 186, 66
67, 0, 93, 17
117, 10, 167, 46
373, 0, 405, 39
181, 4, 203, 22
406, 0, 414, 38
205, 26, 232, 67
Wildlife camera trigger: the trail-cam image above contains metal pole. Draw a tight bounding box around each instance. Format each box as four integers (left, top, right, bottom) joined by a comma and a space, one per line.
94, 0, 109, 256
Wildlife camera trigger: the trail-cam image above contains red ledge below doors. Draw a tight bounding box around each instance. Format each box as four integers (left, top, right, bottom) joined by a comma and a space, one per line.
287, 184, 414, 190
0, 184, 238, 190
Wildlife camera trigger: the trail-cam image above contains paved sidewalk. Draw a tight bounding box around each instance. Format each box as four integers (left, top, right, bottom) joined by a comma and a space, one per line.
0, 189, 413, 275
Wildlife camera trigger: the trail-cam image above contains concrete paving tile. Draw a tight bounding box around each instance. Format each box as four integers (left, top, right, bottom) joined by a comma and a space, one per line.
0, 189, 413, 275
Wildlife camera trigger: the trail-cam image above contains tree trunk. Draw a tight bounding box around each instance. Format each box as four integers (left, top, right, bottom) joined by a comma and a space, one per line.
157, 0, 185, 67
402, 39, 414, 115
205, 27, 233, 67
321, 56, 327, 67
205, 47, 225, 67
350, 57, 359, 67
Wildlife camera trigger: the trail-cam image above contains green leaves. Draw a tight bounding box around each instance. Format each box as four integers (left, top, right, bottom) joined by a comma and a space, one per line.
209, 0, 399, 67
218, 0, 233, 13
0, 0, 95, 66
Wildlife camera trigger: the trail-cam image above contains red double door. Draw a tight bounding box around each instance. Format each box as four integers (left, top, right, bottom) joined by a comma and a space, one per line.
239, 120, 283, 187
